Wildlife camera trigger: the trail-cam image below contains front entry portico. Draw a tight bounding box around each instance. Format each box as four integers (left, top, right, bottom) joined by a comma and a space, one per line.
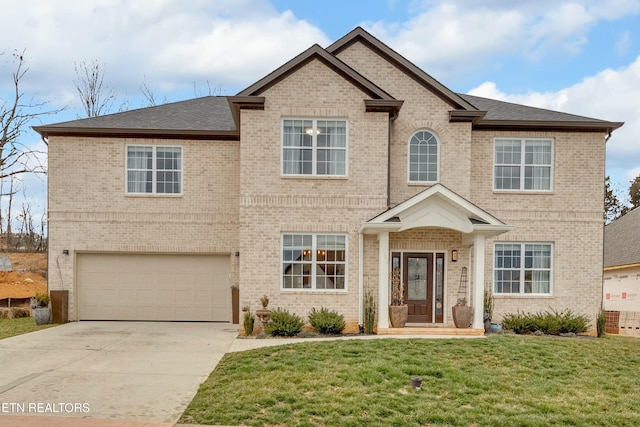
358, 184, 512, 331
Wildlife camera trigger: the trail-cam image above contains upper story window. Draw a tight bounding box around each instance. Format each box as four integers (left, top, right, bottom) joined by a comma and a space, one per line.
126, 145, 182, 194
282, 119, 347, 176
494, 138, 552, 191
494, 243, 552, 295
408, 130, 439, 183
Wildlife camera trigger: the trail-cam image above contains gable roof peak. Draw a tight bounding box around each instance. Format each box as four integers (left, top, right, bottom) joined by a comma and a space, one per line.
327, 27, 477, 111
237, 38, 395, 101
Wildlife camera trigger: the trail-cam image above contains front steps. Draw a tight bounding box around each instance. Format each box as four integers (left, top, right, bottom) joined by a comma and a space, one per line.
376, 326, 485, 336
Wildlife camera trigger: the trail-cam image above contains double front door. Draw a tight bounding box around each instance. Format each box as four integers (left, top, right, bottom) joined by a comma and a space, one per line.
392, 252, 445, 323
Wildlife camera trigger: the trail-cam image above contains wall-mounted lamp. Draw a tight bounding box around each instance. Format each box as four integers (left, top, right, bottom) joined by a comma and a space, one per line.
62, 249, 69, 255
451, 249, 458, 262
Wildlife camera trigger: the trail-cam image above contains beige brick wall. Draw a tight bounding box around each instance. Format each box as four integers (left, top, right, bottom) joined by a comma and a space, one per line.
48, 136, 241, 319
237, 58, 388, 331
469, 130, 606, 327
336, 42, 473, 203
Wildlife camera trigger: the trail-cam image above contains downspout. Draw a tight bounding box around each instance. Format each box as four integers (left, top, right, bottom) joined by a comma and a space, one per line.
387, 110, 399, 208
360, 110, 399, 328
358, 231, 364, 327
600, 130, 612, 316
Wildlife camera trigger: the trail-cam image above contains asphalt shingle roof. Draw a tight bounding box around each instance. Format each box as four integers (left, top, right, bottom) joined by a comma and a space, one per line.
37, 96, 236, 133
457, 93, 612, 123
38, 91, 613, 135
604, 207, 640, 268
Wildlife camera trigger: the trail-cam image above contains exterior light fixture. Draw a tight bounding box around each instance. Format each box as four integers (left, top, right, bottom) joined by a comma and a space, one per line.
451, 249, 458, 262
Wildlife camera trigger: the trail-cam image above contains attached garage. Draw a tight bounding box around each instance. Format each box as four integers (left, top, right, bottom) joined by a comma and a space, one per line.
77, 253, 230, 321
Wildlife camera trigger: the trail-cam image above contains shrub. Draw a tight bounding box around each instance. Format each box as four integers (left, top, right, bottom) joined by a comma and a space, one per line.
34, 292, 50, 307
363, 289, 376, 334
308, 307, 345, 335
502, 309, 590, 335
243, 308, 255, 336
596, 309, 606, 338
265, 308, 304, 337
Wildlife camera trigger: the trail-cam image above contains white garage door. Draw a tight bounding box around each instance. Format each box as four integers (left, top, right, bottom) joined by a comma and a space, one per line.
77, 253, 230, 321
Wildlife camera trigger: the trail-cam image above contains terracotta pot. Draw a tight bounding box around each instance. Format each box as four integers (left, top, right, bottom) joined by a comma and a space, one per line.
452, 305, 473, 328
389, 305, 408, 328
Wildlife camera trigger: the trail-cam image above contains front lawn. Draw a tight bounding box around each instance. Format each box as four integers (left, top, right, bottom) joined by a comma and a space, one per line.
0, 317, 57, 340
181, 335, 640, 426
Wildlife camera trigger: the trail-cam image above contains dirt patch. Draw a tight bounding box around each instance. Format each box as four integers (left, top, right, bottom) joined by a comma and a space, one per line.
0, 252, 47, 300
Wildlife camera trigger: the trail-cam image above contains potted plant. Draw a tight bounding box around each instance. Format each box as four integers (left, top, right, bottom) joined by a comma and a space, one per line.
452, 267, 472, 328
389, 267, 408, 328
452, 298, 473, 328
32, 291, 51, 325
483, 290, 502, 333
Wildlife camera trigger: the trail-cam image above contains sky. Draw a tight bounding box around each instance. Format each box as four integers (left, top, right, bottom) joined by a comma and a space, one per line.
1, 0, 639, 229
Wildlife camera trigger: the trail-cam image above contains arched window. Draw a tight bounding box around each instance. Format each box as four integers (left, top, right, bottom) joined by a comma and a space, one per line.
408, 130, 439, 182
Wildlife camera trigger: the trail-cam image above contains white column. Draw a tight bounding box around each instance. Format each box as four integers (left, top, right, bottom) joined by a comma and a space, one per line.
377, 231, 389, 329
472, 233, 485, 329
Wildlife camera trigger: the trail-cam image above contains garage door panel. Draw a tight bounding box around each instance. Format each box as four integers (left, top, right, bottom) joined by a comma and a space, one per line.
77, 254, 230, 321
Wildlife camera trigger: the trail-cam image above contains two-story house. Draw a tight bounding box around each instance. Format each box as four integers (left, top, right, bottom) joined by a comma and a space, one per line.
35, 27, 622, 333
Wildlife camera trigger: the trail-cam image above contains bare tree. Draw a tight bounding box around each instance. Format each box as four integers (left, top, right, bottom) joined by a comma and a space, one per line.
0, 50, 61, 250
605, 176, 626, 223
73, 59, 118, 117
1, 50, 60, 179
193, 80, 222, 97
629, 175, 640, 209
140, 76, 168, 107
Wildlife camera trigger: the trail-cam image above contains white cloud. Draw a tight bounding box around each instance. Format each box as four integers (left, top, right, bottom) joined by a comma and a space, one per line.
366, 3, 525, 76
468, 55, 640, 186
1, 0, 329, 109
152, 11, 328, 84
367, 0, 640, 72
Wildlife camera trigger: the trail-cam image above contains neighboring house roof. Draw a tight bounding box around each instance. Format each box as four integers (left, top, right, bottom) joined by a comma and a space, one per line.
604, 207, 640, 268
33, 26, 624, 139
33, 96, 237, 140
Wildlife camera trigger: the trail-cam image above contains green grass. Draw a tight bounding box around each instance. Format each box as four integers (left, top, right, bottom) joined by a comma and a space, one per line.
0, 317, 57, 340
181, 335, 640, 426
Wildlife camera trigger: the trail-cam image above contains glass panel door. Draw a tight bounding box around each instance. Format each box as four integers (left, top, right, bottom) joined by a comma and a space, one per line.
403, 253, 432, 323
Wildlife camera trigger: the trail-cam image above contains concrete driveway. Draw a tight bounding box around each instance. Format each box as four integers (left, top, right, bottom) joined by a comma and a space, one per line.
0, 321, 238, 424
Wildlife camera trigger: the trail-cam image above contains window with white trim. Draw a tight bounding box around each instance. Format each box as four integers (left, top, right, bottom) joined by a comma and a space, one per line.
494, 138, 552, 190
282, 119, 347, 176
126, 145, 182, 194
282, 234, 346, 290
494, 243, 552, 295
408, 130, 439, 182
